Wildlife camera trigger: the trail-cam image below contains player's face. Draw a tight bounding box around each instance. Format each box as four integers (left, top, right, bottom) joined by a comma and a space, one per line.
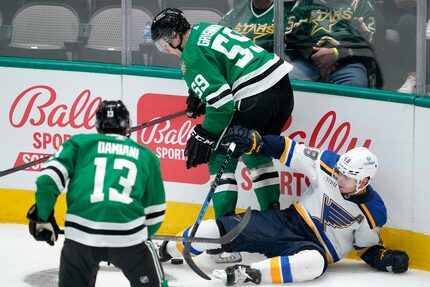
154, 33, 182, 56
336, 172, 357, 194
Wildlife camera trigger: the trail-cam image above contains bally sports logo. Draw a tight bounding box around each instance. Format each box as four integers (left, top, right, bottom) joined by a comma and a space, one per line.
8, 85, 101, 172
136, 94, 209, 184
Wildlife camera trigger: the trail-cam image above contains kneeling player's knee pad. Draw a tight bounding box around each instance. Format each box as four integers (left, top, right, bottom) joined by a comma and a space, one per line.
289, 249, 325, 282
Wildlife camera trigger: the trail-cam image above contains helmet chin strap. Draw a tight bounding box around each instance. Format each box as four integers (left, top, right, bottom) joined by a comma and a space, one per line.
169, 34, 184, 52
351, 179, 371, 196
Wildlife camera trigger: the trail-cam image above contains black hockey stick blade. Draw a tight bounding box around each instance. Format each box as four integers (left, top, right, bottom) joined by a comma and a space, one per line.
182, 207, 252, 280
0, 110, 187, 178
152, 207, 251, 244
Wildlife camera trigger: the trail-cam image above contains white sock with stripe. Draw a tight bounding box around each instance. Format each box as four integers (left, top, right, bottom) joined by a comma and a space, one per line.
165, 219, 222, 257
251, 250, 325, 283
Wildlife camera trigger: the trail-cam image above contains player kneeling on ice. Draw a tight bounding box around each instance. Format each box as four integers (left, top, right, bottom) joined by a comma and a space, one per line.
158, 125, 409, 286
27, 100, 167, 287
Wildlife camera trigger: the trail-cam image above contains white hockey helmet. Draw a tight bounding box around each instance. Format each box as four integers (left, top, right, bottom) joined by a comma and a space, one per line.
336, 147, 378, 189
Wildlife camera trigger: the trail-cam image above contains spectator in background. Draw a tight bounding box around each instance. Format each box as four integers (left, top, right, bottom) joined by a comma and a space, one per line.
395, 0, 430, 93
219, 0, 295, 53
285, 0, 382, 88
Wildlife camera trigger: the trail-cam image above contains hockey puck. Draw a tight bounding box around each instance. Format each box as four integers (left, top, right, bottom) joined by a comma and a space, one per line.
171, 258, 184, 265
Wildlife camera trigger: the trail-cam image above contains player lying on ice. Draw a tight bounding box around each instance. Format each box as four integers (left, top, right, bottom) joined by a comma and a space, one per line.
158, 125, 409, 286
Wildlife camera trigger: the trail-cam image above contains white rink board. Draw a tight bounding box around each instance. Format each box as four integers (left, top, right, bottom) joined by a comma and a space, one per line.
413, 105, 430, 235
0, 67, 121, 190
0, 68, 428, 236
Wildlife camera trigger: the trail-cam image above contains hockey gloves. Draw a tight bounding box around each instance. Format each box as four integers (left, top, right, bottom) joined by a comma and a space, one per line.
376, 249, 409, 273
222, 125, 264, 157
361, 246, 409, 274
186, 89, 206, 119
27, 204, 60, 246
185, 124, 217, 169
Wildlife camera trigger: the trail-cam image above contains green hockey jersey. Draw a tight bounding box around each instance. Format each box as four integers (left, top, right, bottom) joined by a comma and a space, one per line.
219, 0, 295, 52
180, 22, 293, 135
35, 133, 166, 247
285, 0, 376, 59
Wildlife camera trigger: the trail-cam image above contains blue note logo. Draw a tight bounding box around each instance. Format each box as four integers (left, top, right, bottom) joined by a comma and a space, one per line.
313, 194, 363, 232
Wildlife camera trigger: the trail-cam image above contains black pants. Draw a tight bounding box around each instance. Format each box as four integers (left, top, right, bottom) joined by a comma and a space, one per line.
231, 73, 294, 136
59, 239, 165, 287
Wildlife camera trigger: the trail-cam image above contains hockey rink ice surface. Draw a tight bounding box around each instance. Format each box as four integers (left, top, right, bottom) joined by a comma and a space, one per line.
1, 224, 430, 287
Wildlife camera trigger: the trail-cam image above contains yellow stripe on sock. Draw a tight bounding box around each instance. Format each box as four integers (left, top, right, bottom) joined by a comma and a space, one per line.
270, 257, 282, 283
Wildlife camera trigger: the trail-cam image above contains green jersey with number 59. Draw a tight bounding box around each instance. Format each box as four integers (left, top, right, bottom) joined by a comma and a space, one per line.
180, 22, 293, 135
35, 133, 165, 247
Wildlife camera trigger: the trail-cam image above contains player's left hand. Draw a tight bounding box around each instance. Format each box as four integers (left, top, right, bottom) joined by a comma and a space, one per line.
184, 125, 217, 169
221, 125, 263, 157
380, 249, 409, 273
27, 204, 60, 246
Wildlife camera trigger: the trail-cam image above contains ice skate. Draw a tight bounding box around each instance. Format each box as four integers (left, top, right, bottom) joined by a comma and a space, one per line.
207, 248, 242, 263
212, 264, 261, 286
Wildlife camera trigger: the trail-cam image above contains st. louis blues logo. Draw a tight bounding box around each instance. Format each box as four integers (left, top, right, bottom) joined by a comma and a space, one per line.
313, 194, 363, 232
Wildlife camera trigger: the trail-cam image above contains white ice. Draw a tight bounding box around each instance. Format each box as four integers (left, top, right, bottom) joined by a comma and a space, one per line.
1, 224, 429, 287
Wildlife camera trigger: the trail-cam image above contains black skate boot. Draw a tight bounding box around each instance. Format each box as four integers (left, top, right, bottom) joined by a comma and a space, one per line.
213, 264, 261, 286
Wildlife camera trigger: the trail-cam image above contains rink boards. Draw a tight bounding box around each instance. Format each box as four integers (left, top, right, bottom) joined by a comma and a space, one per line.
0, 62, 429, 271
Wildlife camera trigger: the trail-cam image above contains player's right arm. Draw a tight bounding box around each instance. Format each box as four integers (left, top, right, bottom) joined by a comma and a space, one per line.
221, 125, 319, 179
35, 137, 78, 221
141, 150, 166, 237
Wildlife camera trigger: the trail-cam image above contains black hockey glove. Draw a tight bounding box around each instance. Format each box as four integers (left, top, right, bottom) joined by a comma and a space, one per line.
221, 125, 264, 157
376, 249, 409, 273
185, 124, 217, 169
186, 89, 206, 119
362, 246, 409, 274
27, 204, 60, 246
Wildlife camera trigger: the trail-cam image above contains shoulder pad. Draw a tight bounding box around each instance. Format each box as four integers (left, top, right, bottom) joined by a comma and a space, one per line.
358, 187, 387, 229
319, 150, 340, 176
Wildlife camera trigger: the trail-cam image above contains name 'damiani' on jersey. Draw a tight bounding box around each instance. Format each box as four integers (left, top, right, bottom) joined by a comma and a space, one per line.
98, 141, 139, 159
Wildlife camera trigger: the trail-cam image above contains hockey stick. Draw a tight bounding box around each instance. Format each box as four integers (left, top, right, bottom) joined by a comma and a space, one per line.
183, 142, 236, 280
57, 207, 251, 244
151, 207, 251, 244
0, 110, 187, 178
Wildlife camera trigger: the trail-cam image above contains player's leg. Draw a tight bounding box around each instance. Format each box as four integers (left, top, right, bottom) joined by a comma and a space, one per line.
58, 239, 100, 287
208, 151, 240, 219
161, 209, 290, 259
229, 74, 294, 212
241, 154, 280, 210
110, 240, 167, 287
159, 219, 222, 259
213, 248, 326, 285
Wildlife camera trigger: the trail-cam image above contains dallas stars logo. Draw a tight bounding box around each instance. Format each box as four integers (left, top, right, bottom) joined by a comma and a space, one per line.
309, 8, 353, 36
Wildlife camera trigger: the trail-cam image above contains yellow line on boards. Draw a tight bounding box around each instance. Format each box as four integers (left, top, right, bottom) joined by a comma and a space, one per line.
1, 188, 429, 271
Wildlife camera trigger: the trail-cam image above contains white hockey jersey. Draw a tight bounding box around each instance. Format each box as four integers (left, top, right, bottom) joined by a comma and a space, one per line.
278, 137, 387, 264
